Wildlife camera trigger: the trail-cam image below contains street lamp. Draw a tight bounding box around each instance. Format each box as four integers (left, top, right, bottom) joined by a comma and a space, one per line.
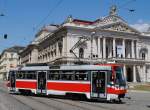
0, 13, 7, 39
0, 13, 5, 16
4, 34, 7, 39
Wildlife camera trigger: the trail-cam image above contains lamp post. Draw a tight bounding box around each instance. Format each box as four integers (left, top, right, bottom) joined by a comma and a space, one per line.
4, 34, 7, 39
0, 13, 5, 16
0, 13, 7, 39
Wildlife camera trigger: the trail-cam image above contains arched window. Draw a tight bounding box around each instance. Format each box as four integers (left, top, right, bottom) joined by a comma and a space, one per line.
139, 48, 148, 60
79, 48, 84, 58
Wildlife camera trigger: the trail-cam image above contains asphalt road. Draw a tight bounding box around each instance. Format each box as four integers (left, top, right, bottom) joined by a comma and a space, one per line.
0, 80, 150, 110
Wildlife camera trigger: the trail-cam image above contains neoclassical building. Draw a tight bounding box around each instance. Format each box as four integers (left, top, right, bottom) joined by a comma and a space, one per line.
0, 46, 25, 79
20, 6, 150, 82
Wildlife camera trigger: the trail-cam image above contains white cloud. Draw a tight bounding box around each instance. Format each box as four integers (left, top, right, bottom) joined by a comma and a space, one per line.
137, 19, 144, 24
130, 21, 150, 32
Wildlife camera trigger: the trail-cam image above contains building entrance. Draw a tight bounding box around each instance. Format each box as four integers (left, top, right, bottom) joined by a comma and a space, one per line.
126, 67, 133, 82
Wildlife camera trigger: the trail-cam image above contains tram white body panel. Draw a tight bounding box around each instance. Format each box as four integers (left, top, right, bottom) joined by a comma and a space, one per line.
7, 65, 127, 101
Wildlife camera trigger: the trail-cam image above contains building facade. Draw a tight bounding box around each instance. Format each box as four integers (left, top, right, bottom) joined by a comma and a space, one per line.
19, 24, 59, 65
0, 46, 25, 79
20, 6, 150, 82
19, 44, 38, 65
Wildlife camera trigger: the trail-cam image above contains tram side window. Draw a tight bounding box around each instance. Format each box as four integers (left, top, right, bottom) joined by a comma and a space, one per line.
107, 71, 112, 83
75, 71, 88, 81
16, 71, 36, 79
48, 71, 60, 80
26, 71, 36, 79
61, 71, 74, 80
16, 71, 26, 79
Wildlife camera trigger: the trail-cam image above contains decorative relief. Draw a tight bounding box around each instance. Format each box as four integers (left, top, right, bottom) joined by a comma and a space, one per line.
102, 24, 137, 33
100, 15, 123, 25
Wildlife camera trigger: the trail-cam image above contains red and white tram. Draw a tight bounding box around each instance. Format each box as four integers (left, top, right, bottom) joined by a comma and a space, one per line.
7, 64, 127, 101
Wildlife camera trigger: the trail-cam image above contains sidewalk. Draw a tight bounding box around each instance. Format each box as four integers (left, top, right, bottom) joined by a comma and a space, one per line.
128, 89, 150, 93
0, 80, 8, 89
127, 82, 150, 93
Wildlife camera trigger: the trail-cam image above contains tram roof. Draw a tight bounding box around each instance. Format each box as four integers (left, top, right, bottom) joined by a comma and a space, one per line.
10, 66, 49, 71
10, 65, 112, 71
58, 65, 112, 71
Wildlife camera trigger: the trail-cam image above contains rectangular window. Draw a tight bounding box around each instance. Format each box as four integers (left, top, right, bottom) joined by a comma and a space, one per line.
60, 71, 74, 80
107, 71, 112, 84
48, 71, 60, 80
16, 71, 36, 79
26, 71, 36, 79
47, 70, 89, 81
75, 71, 89, 81
16, 71, 26, 79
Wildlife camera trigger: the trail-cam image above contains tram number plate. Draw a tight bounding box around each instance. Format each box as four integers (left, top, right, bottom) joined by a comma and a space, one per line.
92, 93, 98, 97
92, 93, 106, 98
37, 89, 46, 93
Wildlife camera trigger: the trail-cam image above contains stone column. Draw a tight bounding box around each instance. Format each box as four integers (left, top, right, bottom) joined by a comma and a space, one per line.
93, 38, 97, 56
62, 36, 66, 56
97, 37, 101, 58
143, 65, 146, 82
108, 40, 112, 58
133, 65, 137, 82
90, 36, 93, 60
123, 64, 127, 81
56, 42, 59, 58
113, 38, 116, 58
131, 40, 135, 58
122, 39, 125, 58
103, 37, 106, 58
126, 41, 129, 58
135, 40, 138, 59
49, 46, 52, 60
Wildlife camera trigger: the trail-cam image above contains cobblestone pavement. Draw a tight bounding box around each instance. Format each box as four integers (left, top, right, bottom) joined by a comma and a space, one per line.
0, 80, 150, 110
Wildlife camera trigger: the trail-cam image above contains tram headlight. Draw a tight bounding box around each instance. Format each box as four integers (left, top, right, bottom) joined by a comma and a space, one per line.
119, 86, 125, 90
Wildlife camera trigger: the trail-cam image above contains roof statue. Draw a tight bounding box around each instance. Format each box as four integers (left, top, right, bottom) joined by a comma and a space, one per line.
65, 15, 73, 23
109, 5, 117, 16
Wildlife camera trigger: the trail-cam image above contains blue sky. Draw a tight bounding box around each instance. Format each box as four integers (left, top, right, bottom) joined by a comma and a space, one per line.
0, 0, 150, 52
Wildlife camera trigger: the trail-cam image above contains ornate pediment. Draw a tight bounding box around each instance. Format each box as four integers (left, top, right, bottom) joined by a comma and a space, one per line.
94, 15, 127, 26
97, 22, 140, 34
93, 5, 141, 34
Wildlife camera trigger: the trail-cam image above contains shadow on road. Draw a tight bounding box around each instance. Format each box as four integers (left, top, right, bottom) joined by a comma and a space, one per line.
12, 92, 126, 104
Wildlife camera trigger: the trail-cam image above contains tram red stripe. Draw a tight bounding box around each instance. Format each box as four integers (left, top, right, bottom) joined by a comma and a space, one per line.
107, 87, 127, 94
16, 81, 37, 89
47, 82, 90, 92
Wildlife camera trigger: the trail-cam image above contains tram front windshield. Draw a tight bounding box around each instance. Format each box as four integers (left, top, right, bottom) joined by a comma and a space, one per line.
115, 66, 126, 86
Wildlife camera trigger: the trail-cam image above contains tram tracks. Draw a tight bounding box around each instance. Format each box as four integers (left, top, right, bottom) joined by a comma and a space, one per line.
13, 95, 61, 110
12, 94, 92, 110
79, 101, 115, 110
49, 98, 93, 110
11, 95, 35, 110
53, 98, 115, 110
30, 95, 115, 110
12, 93, 123, 110
30, 96, 93, 110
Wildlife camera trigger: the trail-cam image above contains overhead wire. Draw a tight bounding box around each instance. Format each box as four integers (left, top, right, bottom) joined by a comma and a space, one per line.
0, 0, 5, 16
33, 0, 64, 31
108, 0, 136, 13
118, 0, 136, 11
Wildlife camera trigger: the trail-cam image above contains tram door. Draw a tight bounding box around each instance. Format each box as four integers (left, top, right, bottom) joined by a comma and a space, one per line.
37, 71, 47, 94
91, 71, 107, 99
10, 71, 16, 91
